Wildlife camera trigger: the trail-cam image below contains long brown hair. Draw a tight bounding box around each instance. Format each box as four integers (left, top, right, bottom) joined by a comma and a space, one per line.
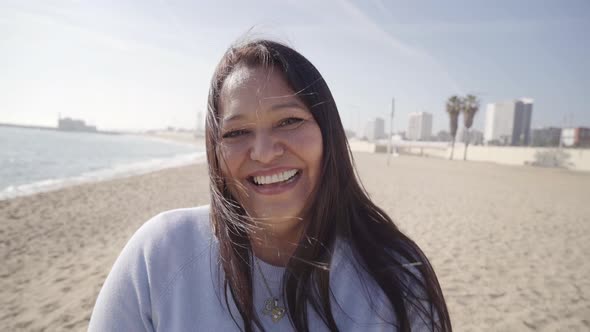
206, 39, 451, 332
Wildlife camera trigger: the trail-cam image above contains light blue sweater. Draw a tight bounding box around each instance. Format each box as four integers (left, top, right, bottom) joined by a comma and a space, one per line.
89, 206, 434, 331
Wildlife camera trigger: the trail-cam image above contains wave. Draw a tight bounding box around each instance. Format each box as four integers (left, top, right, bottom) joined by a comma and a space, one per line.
0, 152, 206, 201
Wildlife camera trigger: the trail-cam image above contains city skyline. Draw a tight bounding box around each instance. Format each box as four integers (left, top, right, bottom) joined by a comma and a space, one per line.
1, 1, 589, 132
353, 94, 588, 147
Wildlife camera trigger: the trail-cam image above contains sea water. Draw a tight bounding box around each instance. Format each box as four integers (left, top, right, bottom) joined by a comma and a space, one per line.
0, 126, 205, 200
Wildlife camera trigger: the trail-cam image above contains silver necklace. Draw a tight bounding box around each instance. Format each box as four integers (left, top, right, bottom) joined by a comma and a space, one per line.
254, 258, 286, 323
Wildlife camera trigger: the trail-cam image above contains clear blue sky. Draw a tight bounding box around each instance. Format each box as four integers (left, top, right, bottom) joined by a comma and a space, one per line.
1, 0, 588, 134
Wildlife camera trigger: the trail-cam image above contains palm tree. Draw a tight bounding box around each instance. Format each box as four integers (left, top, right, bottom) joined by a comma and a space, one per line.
446, 95, 463, 160
462, 94, 480, 160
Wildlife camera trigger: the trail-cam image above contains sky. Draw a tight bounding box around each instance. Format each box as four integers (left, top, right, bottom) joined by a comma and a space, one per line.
1, 0, 589, 134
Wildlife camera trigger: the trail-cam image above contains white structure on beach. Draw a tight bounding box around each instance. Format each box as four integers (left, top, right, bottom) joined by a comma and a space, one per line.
484, 98, 533, 146
561, 127, 590, 147
407, 112, 433, 141
364, 117, 385, 141
531, 127, 562, 147
457, 127, 484, 145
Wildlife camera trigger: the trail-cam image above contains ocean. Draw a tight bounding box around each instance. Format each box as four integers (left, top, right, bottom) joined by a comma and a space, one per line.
0, 126, 205, 200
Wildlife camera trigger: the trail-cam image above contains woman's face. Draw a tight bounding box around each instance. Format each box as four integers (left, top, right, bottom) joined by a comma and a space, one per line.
217, 65, 323, 228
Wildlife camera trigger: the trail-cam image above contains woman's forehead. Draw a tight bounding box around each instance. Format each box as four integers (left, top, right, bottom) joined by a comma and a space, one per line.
219, 66, 302, 116
221, 65, 258, 96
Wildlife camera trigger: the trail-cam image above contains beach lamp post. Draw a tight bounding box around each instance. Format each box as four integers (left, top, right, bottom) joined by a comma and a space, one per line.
387, 98, 395, 166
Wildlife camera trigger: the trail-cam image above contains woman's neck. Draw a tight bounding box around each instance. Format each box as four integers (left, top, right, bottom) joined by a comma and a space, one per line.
249, 220, 303, 266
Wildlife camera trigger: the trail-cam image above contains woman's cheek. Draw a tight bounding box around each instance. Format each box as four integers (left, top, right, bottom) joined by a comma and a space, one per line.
288, 124, 323, 156
220, 140, 250, 162
218, 142, 247, 181
218, 142, 250, 203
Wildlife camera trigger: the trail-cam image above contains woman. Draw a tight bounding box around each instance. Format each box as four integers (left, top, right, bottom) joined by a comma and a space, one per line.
89, 39, 451, 331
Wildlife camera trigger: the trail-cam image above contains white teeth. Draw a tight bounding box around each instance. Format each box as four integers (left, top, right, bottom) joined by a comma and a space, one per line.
253, 169, 298, 185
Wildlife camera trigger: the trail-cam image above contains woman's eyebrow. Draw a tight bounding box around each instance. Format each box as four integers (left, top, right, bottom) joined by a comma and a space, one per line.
269, 101, 307, 111
223, 101, 307, 124
222, 113, 245, 124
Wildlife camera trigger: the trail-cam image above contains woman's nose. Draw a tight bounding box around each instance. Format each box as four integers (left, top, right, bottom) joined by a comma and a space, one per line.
249, 131, 284, 164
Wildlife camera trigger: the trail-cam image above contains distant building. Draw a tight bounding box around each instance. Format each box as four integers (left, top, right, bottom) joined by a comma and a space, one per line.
364, 117, 385, 141
484, 98, 533, 146
531, 127, 562, 147
407, 112, 433, 141
344, 129, 356, 139
561, 127, 590, 147
58, 117, 97, 132
515, 99, 534, 144
457, 127, 484, 145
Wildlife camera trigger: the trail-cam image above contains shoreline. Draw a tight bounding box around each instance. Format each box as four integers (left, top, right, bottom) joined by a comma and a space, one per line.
0, 131, 206, 201
0, 152, 206, 201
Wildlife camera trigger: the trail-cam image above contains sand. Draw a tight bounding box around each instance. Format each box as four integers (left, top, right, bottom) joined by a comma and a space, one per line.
0, 163, 211, 331
1, 153, 589, 331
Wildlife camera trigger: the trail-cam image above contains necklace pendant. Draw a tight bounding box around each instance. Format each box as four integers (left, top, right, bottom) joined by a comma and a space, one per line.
262, 297, 285, 323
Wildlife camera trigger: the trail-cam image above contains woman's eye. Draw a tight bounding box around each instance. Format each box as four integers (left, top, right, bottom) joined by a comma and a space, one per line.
222, 129, 249, 139
278, 117, 304, 128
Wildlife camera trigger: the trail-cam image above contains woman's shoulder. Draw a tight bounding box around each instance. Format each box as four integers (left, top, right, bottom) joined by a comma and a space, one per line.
142, 205, 211, 231
331, 237, 440, 329
89, 206, 216, 330
137, 205, 212, 240
108, 205, 215, 300
129, 205, 214, 260
333, 237, 431, 292
113, 205, 214, 283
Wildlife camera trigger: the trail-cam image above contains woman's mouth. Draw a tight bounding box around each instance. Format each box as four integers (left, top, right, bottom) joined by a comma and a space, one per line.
246, 169, 301, 195
249, 169, 299, 186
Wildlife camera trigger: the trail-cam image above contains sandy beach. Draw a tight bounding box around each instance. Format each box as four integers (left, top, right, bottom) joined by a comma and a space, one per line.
1, 153, 589, 331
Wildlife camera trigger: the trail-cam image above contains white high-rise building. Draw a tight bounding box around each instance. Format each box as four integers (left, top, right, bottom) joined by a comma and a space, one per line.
407, 112, 433, 141
484, 98, 533, 145
364, 117, 385, 141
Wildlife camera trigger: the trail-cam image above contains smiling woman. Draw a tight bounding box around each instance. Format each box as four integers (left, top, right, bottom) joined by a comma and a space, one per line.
89, 40, 452, 332
217, 65, 323, 260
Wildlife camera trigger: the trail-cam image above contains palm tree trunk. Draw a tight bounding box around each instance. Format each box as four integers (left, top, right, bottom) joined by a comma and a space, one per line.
449, 138, 455, 160
463, 128, 470, 161
463, 141, 469, 160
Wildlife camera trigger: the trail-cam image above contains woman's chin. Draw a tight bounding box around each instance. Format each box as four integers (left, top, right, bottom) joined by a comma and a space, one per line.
247, 206, 305, 228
